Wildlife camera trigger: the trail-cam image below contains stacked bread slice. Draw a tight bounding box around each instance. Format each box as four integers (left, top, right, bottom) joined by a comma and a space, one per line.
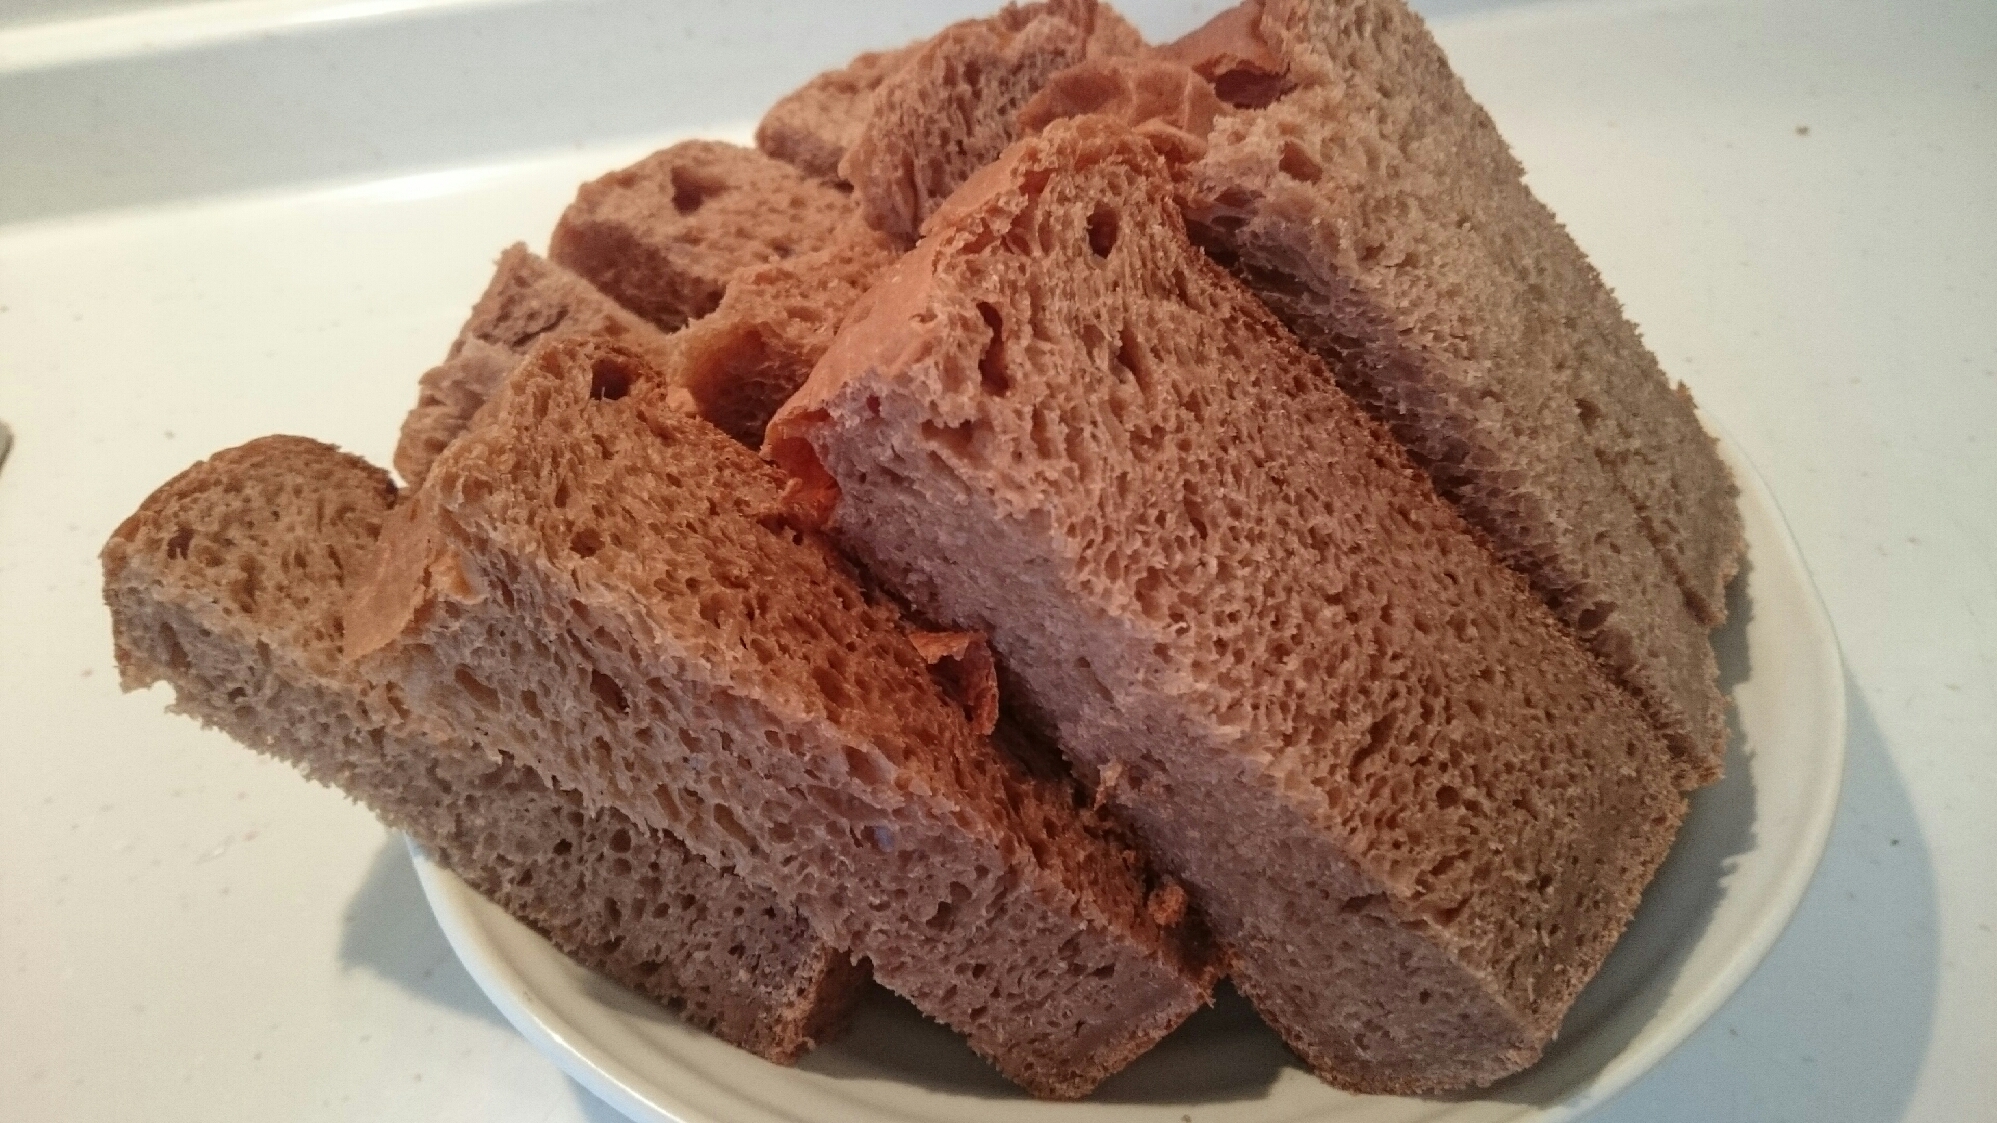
1155, 0, 1742, 784
768, 116, 1688, 1093
101, 437, 869, 1062
105, 0, 1741, 1100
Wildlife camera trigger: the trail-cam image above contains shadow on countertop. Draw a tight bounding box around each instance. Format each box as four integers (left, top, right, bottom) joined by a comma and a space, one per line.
337, 835, 513, 1033
1586, 677, 1939, 1122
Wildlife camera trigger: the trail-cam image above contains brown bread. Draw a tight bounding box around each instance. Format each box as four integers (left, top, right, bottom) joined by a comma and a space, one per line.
767, 118, 1686, 1093
756, 41, 922, 183
673, 222, 900, 445
838, 0, 1145, 246
100, 436, 867, 1064
396, 245, 683, 488
342, 337, 1218, 1099
551, 141, 857, 333
1154, 0, 1740, 783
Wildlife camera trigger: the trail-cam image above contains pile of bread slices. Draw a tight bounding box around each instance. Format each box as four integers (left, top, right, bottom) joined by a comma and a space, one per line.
101, 0, 1743, 1100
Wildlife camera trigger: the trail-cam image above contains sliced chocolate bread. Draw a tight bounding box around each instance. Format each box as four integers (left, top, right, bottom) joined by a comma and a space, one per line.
551, 141, 857, 333
343, 336, 1219, 1099
767, 118, 1686, 1093
101, 436, 867, 1063
1159, 0, 1740, 783
835, 0, 1144, 246
397, 245, 683, 488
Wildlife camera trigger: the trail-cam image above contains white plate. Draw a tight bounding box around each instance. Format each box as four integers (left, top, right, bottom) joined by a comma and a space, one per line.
411, 429, 1845, 1123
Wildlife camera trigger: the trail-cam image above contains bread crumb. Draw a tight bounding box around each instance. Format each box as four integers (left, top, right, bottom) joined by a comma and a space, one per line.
1795, 125, 1810, 136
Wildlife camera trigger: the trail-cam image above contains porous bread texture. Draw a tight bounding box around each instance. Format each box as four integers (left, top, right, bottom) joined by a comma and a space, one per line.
838, 0, 1145, 247
757, 41, 923, 183
99, 436, 866, 1063
342, 337, 1218, 1099
395, 245, 684, 488
1158, 0, 1740, 784
1017, 54, 1224, 165
767, 118, 1687, 1094
673, 222, 900, 446
551, 141, 857, 333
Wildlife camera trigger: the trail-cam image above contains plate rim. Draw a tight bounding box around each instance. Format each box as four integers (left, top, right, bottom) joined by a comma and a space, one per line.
409, 425, 1847, 1123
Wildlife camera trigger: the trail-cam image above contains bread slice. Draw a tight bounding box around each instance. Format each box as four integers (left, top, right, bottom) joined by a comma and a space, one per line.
756, 41, 922, 184
342, 336, 1218, 1098
673, 222, 900, 445
767, 118, 1686, 1093
397, 245, 684, 488
551, 141, 857, 333
837, 0, 1145, 246
100, 436, 867, 1063
1156, 0, 1740, 782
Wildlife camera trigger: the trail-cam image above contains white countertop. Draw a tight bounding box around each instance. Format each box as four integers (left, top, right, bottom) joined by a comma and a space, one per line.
2, 0, 1991, 1120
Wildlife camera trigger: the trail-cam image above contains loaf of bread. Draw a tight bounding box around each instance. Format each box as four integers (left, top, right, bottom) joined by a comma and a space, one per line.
343, 336, 1219, 1098
397, 245, 683, 487
1152, 0, 1740, 783
767, 117, 1687, 1093
551, 141, 856, 332
833, 0, 1145, 246
100, 436, 868, 1063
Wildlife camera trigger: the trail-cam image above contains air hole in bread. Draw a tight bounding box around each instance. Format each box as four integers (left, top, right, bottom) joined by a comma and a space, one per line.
842, 744, 890, 786
1277, 140, 1323, 184
1086, 205, 1119, 257
668, 164, 726, 215
1211, 66, 1287, 110
1575, 602, 1613, 633
589, 669, 628, 714
975, 302, 1011, 396
711, 802, 754, 849
589, 358, 635, 401
453, 665, 500, 710
920, 418, 983, 462
1339, 892, 1387, 915
925, 899, 954, 931
812, 665, 850, 712
1116, 327, 1151, 393
570, 527, 604, 558
166, 527, 193, 560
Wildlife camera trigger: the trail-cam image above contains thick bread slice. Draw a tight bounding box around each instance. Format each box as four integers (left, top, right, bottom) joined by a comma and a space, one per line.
397, 245, 683, 488
674, 222, 900, 446
551, 141, 857, 333
342, 338, 1218, 1099
1157, 0, 1739, 782
767, 118, 1686, 1093
757, 41, 923, 183
838, 0, 1144, 246
100, 436, 867, 1063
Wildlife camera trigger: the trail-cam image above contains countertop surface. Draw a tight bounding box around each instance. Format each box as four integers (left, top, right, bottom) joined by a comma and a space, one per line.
2, 0, 1991, 1120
